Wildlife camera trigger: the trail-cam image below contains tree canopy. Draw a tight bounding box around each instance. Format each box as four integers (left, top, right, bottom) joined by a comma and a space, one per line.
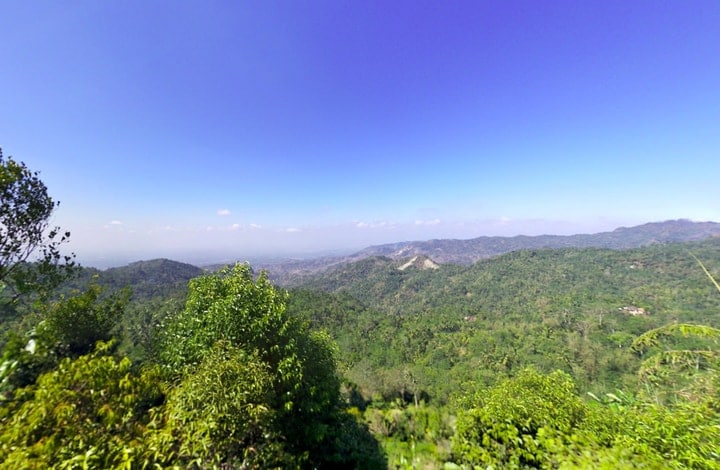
157, 263, 384, 468
0, 148, 75, 299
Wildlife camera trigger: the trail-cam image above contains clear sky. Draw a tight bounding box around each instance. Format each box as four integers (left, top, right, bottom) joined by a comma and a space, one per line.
1, 1, 719, 267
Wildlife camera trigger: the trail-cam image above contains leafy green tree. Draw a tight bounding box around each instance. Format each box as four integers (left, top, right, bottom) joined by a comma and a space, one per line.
0, 341, 163, 470
39, 283, 129, 357
148, 340, 291, 468
160, 264, 289, 373
159, 263, 385, 467
0, 149, 75, 300
117, 294, 185, 364
453, 368, 588, 468
0, 284, 128, 397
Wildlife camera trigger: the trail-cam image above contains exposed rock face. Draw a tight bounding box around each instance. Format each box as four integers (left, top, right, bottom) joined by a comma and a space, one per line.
398, 255, 440, 271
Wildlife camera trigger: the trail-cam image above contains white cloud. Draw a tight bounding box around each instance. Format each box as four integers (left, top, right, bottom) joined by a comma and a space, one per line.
217, 209, 231, 216
231, 223, 241, 230
355, 220, 389, 229
249, 223, 262, 229
285, 227, 302, 233
415, 218, 441, 226
103, 220, 125, 229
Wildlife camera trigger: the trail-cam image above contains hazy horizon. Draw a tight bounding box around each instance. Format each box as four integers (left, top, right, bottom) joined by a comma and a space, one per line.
80, 217, 717, 269
2, 2, 718, 267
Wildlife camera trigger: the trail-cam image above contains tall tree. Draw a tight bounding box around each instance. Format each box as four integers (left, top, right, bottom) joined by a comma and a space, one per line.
0, 148, 75, 299
159, 264, 385, 468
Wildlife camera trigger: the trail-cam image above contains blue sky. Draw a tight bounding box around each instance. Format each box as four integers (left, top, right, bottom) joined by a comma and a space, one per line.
1, 1, 719, 266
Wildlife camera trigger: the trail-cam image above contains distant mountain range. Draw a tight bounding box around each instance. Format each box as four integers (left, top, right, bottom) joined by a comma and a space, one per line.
87, 220, 720, 289
352, 219, 720, 264
257, 219, 720, 285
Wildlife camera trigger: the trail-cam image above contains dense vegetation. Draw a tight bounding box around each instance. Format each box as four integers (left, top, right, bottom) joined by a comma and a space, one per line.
1, 153, 719, 468
282, 240, 720, 466
288, 241, 720, 400
1, 265, 385, 468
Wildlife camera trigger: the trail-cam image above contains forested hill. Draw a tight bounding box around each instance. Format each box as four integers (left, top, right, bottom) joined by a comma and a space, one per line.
286, 238, 720, 401
290, 238, 720, 322
68, 258, 205, 300
261, 219, 720, 284
279, 237, 720, 466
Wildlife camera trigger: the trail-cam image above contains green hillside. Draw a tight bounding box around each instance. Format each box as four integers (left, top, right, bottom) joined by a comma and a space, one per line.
288, 239, 720, 404
3, 238, 720, 468
65, 258, 205, 301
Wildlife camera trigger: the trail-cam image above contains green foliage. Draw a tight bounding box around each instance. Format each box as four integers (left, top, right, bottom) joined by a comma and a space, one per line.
451, 367, 720, 469
363, 403, 454, 468
622, 400, 720, 469
39, 283, 129, 357
0, 149, 75, 300
1, 264, 387, 468
50, 261, 196, 365
633, 323, 720, 352
689, 250, 720, 294
632, 323, 720, 403
571, 386, 720, 469
1, 284, 128, 396
117, 295, 185, 364
160, 264, 290, 373
158, 263, 384, 468
62, 258, 203, 302
320, 408, 389, 469
289, 240, 720, 406
453, 368, 588, 468
147, 340, 290, 468
0, 330, 56, 399
160, 265, 338, 443
0, 342, 163, 469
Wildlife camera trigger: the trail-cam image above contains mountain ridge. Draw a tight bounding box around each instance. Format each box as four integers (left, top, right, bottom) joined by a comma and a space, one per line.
352, 219, 720, 264
81, 220, 720, 287
259, 219, 720, 284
